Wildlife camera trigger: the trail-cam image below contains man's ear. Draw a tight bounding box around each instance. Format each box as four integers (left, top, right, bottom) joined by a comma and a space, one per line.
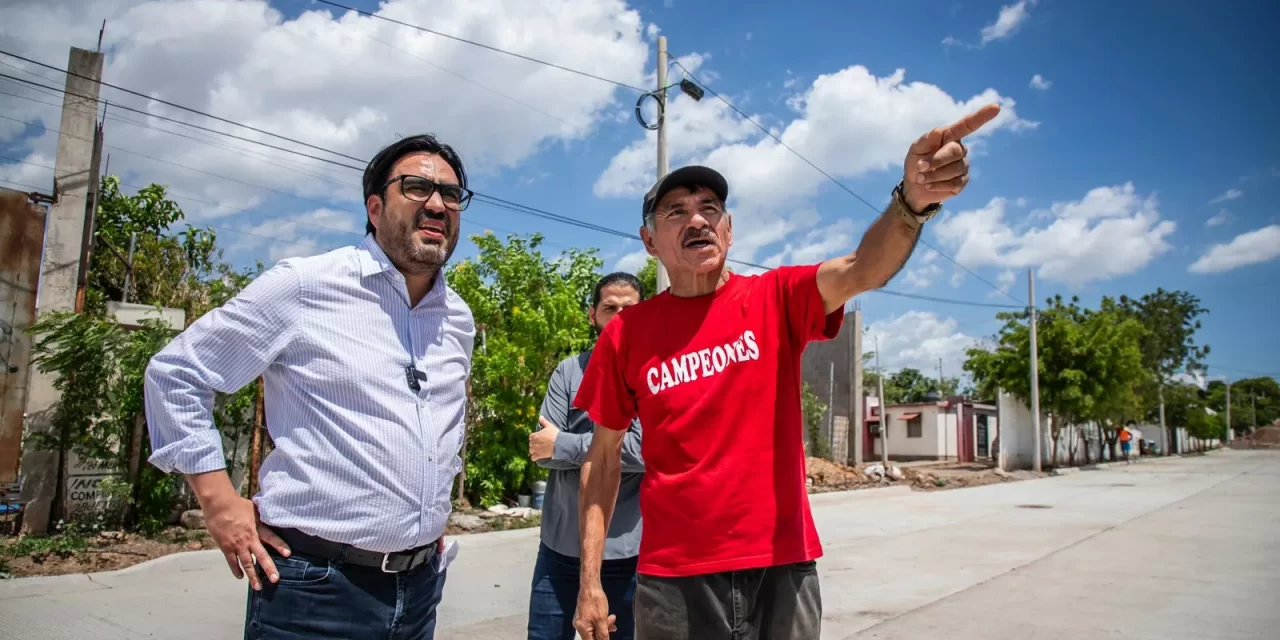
588, 305, 598, 327
640, 225, 659, 257
366, 193, 383, 233
725, 211, 733, 249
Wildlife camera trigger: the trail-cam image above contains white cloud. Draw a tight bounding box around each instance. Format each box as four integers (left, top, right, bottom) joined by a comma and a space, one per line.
941, 36, 965, 48
988, 268, 1017, 299
1209, 188, 1243, 204
1188, 224, 1280, 274
867, 311, 980, 379
1014, 197, 1028, 207
930, 183, 1177, 288
230, 207, 362, 263
646, 23, 660, 40
949, 270, 966, 288
613, 249, 650, 274
758, 218, 857, 268
596, 65, 1033, 263
903, 263, 943, 289
1, 0, 650, 239
1205, 209, 1231, 228
981, 0, 1037, 44
1029, 74, 1052, 90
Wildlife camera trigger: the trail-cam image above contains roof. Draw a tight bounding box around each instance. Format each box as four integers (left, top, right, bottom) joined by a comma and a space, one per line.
899, 412, 921, 420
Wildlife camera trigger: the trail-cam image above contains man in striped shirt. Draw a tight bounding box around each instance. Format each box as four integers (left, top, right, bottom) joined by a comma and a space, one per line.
145, 134, 475, 639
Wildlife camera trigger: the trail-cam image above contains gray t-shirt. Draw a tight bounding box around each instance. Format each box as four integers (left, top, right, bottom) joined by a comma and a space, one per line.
537, 350, 643, 560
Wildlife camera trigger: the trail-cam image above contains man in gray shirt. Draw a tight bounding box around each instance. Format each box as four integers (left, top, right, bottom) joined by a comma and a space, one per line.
526, 272, 645, 640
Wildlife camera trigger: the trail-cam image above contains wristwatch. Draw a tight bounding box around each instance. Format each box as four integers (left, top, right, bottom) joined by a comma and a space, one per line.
892, 180, 942, 228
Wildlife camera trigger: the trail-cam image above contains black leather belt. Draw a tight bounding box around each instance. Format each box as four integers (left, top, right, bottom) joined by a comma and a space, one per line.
274, 528, 438, 573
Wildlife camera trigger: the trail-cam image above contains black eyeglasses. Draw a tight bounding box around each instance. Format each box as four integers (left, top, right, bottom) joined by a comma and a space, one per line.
381, 175, 473, 211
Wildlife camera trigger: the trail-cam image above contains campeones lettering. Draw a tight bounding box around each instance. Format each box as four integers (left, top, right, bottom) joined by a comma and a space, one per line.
646, 330, 760, 394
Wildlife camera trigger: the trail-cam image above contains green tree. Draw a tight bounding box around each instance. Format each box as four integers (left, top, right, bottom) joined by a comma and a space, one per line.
965, 295, 1147, 465
1204, 377, 1277, 434
886, 368, 959, 403
446, 232, 603, 506
637, 256, 658, 297
1116, 289, 1210, 450
801, 382, 830, 460
27, 177, 257, 533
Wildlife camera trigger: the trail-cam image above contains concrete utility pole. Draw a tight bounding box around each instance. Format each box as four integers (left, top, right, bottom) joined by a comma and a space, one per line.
20, 46, 105, 534
1028, 268, 1042, 473
654, 35, 671, 294
851, 306, 864, 465
1225, 380, 1233, 443
876, 335, 888, 467
827, 362, 835, 457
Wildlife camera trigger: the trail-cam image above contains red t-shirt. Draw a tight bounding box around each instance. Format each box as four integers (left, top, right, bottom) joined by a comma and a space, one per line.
573, 265, 842, 577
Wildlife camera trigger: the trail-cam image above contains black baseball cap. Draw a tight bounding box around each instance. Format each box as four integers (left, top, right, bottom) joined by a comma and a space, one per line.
642, 165, 729, 221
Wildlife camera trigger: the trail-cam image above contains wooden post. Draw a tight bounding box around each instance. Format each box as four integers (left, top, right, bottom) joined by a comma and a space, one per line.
247, 377, 265, 498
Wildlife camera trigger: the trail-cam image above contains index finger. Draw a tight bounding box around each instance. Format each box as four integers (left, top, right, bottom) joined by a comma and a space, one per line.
941, 103, 1001, 141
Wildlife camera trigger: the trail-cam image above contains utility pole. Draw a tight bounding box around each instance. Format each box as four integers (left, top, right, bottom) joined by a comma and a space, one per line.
938, 357, 948, 461
654, 35, 671, 294
851, 305, 864, 465
20, 46, 105, 534
1028, 268, 1042, 473
827, 362, 835, 458
876, 335, 888, 467
1252, 391, 1258, 432
1225, 379, 1233, 443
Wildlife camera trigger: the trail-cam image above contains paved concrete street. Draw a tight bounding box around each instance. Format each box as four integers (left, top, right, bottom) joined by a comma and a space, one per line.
3, 450, 1277, 639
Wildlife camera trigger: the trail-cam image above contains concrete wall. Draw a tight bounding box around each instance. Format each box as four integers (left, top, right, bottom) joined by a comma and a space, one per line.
800, 311, 860, 465
997, 390, 1042, 471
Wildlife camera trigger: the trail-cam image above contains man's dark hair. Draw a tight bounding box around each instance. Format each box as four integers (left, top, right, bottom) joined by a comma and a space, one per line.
362, 133, 468, 236
592, 272, 644, 307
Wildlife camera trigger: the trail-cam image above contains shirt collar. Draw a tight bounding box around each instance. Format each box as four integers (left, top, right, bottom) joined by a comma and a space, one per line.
358, 233, 397, 278
357, 233, 449, 307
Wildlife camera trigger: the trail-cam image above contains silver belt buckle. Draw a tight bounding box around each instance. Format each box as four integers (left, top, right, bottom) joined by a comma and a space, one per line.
380, 553, 400, 573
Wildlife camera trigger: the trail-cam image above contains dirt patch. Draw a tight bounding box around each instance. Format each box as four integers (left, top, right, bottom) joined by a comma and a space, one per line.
444, 507, 541, 536
806, 457, 1046, 493
1233, 425, 1280, 449
806, 457, 878, 493
1, 528, 213, 579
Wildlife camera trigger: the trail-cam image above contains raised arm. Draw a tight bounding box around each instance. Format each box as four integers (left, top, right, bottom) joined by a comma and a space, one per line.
816, 104, 1001, 313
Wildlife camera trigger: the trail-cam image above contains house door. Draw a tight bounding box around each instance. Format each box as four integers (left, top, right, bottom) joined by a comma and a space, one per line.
976, 415, 990, 458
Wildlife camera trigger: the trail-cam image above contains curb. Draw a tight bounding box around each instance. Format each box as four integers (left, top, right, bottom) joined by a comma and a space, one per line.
809, 484, 913, 503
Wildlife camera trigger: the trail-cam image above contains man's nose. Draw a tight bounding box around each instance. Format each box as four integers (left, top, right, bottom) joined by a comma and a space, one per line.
422, 191, 449, 216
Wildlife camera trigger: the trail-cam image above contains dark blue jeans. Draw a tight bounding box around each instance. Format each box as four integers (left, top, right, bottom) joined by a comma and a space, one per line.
527, 543, 638, 640
246, 548, 446, 639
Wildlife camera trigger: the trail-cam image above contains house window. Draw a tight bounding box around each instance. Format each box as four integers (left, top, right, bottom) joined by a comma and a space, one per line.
907, 415, 923, 438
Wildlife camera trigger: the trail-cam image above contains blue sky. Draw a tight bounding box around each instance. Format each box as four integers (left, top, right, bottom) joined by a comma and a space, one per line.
1, 0, 1276, 382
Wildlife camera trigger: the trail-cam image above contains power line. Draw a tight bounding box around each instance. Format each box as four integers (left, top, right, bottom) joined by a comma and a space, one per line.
310, 0, 646, 93
1201, 363, 1279, 379
0, 49, 367, 165
0, 72, 365, 172
669, 58, 1026, 307
0, 84, 363, 188
0, 81, 1015, 311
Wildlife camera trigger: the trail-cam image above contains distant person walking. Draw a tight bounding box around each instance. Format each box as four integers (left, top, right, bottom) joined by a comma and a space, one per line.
1120, 425, 1134, 463
145, 133, 476, 639
526, 273, 646, 640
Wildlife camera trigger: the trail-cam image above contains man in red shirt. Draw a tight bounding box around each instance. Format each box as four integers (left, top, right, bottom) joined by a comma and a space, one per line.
572, 104, 1001, 640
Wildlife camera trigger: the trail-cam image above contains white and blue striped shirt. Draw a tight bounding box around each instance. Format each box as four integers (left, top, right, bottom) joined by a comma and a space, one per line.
145, 234, 475, 553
